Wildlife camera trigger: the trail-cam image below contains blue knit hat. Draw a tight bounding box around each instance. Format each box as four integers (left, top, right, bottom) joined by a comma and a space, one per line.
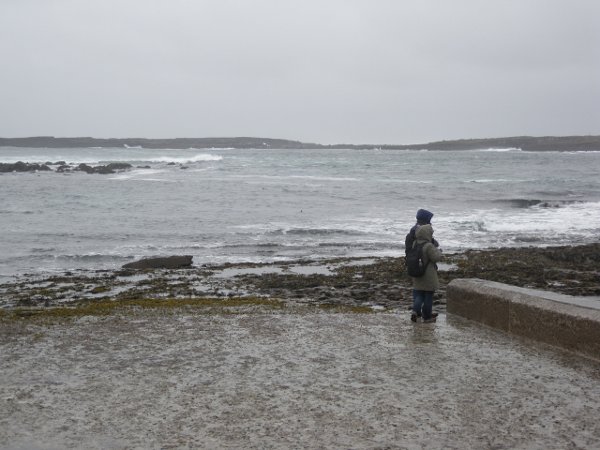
416, 209, 434, 224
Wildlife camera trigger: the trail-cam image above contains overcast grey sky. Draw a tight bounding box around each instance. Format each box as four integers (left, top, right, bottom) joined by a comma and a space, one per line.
1, 0, 599, 144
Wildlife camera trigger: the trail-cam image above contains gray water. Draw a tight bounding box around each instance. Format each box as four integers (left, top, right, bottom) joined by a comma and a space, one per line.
1, 147, 599, 278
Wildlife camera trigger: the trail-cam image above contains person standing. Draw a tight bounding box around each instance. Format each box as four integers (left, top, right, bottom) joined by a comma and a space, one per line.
408, 210, 442, 323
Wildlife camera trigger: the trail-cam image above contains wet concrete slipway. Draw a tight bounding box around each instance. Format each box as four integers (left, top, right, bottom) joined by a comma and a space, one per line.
1, 309, 600, 449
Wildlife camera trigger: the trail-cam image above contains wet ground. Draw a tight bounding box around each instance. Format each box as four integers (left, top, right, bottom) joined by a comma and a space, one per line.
1, 308, 600, 449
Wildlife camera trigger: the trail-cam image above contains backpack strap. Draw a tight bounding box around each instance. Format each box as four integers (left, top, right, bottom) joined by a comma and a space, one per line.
404, 228, 416, 255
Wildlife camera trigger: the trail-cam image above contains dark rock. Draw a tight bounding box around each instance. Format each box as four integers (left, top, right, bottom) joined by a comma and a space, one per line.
122, 255, 193, 270
13, 161, 27, 172
0, 161, 51, 172
77, 163, 96, 174
76, 162, 132, 174
95, 166, 115, 174
105, 163, 132, 171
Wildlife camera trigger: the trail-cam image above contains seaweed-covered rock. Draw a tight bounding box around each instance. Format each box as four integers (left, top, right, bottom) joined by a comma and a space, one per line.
440, 244, 600, 296
122, 255, 194, 270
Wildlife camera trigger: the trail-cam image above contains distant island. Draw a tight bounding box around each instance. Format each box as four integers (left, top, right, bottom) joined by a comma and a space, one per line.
1, 135, 600, 152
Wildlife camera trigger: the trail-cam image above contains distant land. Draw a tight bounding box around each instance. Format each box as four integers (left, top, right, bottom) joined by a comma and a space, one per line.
1, 135, 600, 152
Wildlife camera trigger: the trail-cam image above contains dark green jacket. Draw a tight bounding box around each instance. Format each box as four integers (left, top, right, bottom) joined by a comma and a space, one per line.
411, 224, 442, 291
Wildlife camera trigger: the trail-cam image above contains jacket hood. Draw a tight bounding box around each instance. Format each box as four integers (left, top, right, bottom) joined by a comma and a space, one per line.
415, 224, 434, 242
416, 209, 434, 224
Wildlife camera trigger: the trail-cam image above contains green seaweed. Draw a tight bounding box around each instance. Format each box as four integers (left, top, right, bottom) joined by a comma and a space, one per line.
90, 285, 111, 294
1, 296, 286, 322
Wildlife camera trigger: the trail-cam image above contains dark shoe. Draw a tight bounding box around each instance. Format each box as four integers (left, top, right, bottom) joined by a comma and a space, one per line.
431, 312, 439, 318
410, 313, 418, 322
423, 317, 437, 323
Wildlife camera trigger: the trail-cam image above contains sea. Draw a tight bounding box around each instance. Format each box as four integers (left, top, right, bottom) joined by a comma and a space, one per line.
1, 146, 599, 281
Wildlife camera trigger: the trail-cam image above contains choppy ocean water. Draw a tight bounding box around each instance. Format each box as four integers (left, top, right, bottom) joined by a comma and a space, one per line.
1, 146, 599, 279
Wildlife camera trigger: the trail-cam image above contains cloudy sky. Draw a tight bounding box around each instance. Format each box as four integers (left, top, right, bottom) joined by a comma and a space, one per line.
1, 0, 598, 144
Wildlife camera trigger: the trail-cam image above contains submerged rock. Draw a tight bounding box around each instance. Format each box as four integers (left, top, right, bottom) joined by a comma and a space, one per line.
122, 255, 194, 270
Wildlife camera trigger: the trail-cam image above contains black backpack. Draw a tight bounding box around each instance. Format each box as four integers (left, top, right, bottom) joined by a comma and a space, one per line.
405, 237, 429, 277
404, 228, 416, 255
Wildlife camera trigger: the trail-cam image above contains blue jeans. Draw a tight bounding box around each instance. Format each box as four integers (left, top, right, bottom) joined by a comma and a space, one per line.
412, 289, 434, 320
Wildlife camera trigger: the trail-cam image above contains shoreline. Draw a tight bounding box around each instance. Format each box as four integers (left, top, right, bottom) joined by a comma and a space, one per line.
1, 243, 598, 315
2, 135, 600, 152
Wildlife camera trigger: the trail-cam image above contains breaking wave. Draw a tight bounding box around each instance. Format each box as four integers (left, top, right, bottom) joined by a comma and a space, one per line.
150, 154, 223, 163
494, 199, 583, 209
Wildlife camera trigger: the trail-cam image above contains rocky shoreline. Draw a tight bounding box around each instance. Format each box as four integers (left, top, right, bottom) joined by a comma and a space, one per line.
0, 161, 135, 174
2, 244, 600, 449
1, 244, 598, 315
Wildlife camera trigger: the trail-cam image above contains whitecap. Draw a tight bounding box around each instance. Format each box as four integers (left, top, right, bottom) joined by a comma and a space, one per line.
443, 202, 600, 241
476, 148, 522, 152
226, 174, 360, 182
467, 179, 522, 183
151, 154, 223, 163
108, 169, 166, 180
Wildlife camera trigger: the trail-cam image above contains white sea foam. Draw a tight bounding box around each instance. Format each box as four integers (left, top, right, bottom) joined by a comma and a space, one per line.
109, 169, 177, 183
564, 150, 600, 154
466, 179, 525, 183
0, 148, 223, 165
286, 175, 361, 182
109, 169, 166, 180
151, 154, 223, 163
487, 202, 600, 233
437, 201, 600, 249
226, 174, 360, 182
477, 147, 522, 152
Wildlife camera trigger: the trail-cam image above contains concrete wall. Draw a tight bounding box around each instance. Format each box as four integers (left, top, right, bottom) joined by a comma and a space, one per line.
447, 278, 600, 361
